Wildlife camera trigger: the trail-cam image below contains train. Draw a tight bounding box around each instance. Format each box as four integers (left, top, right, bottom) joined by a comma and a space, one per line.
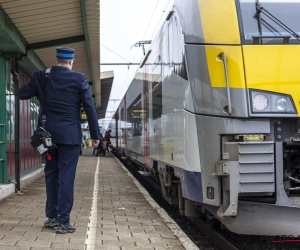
108, 0, 300, 236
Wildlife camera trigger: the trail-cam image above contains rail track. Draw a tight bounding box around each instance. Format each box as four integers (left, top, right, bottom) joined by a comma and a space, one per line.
111, 151, 300, 250
112, 151, 243, 250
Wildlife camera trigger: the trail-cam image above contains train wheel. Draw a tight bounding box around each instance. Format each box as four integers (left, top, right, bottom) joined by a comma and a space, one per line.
205, 211, 220, 229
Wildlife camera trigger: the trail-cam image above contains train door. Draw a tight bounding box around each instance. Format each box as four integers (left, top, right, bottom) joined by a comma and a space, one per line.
117, 101, 125, 154
149, 55, 162, 162
184, 0, 248, 118
123, 97, 127, 155
143, 66, 150, 167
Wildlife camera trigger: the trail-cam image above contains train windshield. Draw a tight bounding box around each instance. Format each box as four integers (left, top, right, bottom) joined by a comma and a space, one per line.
238, 0, 300, 43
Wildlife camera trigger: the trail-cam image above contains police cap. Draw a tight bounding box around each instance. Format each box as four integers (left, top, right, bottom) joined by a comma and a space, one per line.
56, 47, 75, 59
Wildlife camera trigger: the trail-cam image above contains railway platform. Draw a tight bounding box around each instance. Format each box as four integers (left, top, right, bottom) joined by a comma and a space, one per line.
0, 148, 198, 250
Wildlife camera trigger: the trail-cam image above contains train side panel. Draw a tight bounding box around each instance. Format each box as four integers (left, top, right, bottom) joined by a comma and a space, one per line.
124, 73, 145, 163
110, 0, 300, 236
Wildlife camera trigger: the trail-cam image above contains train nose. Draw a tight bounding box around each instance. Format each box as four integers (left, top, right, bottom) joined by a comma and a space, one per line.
242, 45, 300, 116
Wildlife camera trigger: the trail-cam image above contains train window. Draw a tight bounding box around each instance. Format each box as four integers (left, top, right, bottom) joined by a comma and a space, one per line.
152, 78, 162, 120
152, 56, 162, 120
127, 94, 144, 137
238, 0, 300, 43
168, 15, 188, 79
120, 107, 125, 124
168, 21, 173, 67
120, 107, 125, 146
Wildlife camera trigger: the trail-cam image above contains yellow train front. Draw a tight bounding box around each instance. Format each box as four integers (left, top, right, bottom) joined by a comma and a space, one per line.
110, 0, 300, 236
187, 0, 300, 235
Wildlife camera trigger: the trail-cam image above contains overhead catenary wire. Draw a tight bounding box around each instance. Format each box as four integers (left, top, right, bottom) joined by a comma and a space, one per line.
117, 0, 168, 102
100, 43, 131, 63
117, 67, 131, 100
130, 0, 160, 66
151, 0, 173, 40
141, 0, 160, 41
104, 0, 173, 121
100, 42, 133, 105
129, 0, 173, 71
116, 0, 160, 101
101, 63, 140, 66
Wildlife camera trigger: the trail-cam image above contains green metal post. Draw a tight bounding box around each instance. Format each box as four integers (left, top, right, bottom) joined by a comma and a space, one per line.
11, 58, 20, 191
0, 56, 7, 183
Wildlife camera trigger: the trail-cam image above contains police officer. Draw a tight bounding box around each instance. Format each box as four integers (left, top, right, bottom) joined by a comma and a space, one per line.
18, 47, 101, 234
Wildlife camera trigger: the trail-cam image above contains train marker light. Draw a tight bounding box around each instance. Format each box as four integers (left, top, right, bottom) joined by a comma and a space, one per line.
253, 94, 269, 111
249, 89, 296, 115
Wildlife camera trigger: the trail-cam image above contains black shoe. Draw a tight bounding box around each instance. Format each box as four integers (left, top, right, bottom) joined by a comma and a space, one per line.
56, 222, 76, 234
44, 218, 58, 228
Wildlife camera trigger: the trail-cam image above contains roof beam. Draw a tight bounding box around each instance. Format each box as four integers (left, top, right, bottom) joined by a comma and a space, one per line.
0, 6, 26, 54
26, 35, 85, 50
80, 0, 97, 109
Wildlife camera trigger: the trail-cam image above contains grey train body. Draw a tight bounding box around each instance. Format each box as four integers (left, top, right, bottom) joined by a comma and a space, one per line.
110, 0, 300, 236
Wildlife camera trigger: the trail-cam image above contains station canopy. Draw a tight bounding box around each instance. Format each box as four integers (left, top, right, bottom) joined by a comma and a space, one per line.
0, 0, 112, 119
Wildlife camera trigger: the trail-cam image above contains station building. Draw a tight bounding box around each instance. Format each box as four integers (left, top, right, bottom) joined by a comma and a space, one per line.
0, 1, 112, 185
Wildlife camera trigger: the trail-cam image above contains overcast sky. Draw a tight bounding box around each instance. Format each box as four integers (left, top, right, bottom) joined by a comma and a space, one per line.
100, 0, 172, 128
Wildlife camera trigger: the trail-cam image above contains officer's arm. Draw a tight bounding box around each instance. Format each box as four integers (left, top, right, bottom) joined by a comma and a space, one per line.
80, 74, 101, 140
19, 76, 37, 100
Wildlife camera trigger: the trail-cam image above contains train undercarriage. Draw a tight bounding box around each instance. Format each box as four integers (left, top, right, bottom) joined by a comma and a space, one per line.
112, 117, 300, 236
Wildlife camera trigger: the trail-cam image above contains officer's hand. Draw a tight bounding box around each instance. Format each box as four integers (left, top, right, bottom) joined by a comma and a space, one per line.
92, 140, 99, 148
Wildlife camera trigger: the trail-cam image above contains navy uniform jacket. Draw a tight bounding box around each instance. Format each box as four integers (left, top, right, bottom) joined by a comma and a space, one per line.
19, 66, 101, 145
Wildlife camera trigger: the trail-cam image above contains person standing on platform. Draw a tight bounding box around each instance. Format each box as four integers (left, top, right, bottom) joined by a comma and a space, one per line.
18, 47, 101, 234
104, 129, 114, 154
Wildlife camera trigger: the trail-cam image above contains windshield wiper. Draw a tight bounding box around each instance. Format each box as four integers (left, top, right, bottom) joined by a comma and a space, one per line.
255, 0, 263, 36
256, 2, 300, 41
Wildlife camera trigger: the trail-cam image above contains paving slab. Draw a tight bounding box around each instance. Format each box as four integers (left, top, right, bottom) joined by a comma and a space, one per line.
0, 148, 199, 250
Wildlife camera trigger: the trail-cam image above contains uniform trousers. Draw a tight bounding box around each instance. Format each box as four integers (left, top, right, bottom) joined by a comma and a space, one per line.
44, 144, 80, 223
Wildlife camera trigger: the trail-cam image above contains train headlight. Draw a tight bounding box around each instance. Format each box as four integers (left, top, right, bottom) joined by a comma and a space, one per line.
252, 94, 269, 111
250, 89, 296, 116
275, 97, 288, 111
